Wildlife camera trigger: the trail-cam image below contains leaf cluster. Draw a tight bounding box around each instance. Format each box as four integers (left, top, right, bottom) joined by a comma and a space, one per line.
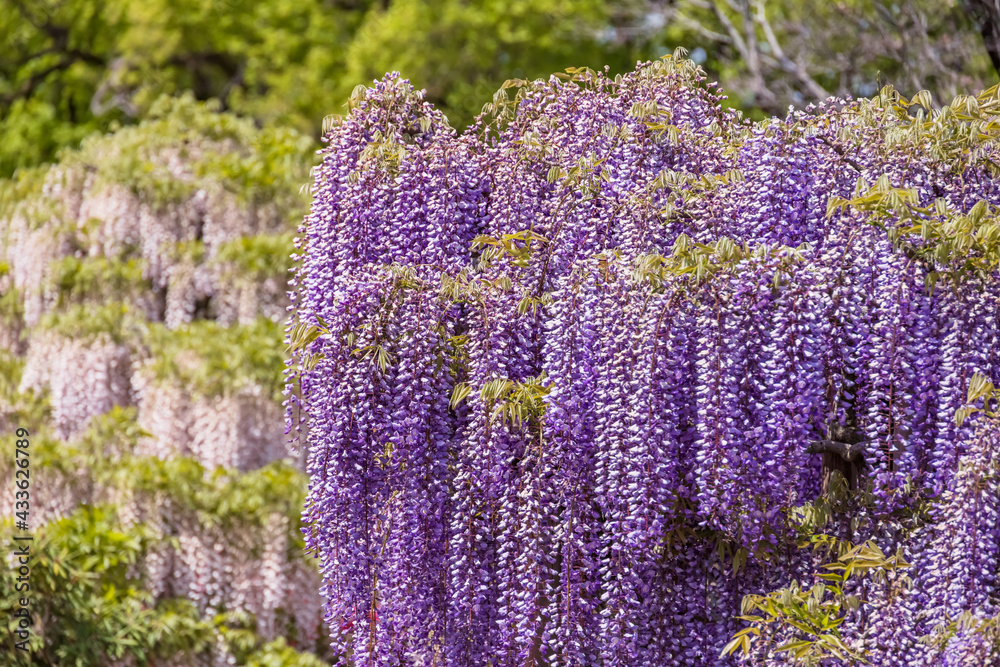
868, 84, 1000, 175
723, 540, 911, 665
145, 317, 286, 401
920, 610, 1000, 660
632, 233, 810, 290
37, 301, 141, 345
472, 229, 550, 270
0, 507, 211, 666
214, 233, 295, 282
0, 497, 319, 666
46, 255, 149, 309
452, 372, 551, 431
828, 175, 1000, 290
956, 371, 1000, 427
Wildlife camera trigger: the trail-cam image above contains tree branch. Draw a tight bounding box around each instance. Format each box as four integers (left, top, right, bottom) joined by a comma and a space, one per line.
2, 60, 73, 105
752, 0, 829, 101
807, 439, 869, 464
706, 0, 751, 61
817, 134, 863, 173
737, 0, 767, 101
963, 0, 1000, 78
673, 11, 734, 45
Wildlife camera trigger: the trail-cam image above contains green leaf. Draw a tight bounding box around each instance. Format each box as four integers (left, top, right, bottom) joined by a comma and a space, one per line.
733, 547, 748, 575
450, 382, 472, 410
955, 406, 981, 427
719, 635, 749, 658
967, 372, 994, 403
775, 640, 814, 654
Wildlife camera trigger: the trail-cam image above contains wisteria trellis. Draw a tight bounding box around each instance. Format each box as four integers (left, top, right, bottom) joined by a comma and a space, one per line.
286, 55, 1000, 666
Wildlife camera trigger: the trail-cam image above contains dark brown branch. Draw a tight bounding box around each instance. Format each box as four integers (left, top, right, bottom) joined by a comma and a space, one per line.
16, 46, 60, 68
818, 135, 863, 173
165, 51, 244, 100
963, 0, 1000, 78
807, 439, 869, 464
2, 48, 106, 106
808, 438, 869, 493
2, 0, 107, 106
2, 60, 74, 105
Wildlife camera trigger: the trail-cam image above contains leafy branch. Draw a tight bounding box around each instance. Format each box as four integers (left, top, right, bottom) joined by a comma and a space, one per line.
828, 176, 1000, 291
451, 373, 552, 431
472, 229, 550, 270
633, 234, 811, 290
868, 84, 1000, 176
920, 611, 1000, 661
722, 540, 911, 665
955, 371, 1000, 427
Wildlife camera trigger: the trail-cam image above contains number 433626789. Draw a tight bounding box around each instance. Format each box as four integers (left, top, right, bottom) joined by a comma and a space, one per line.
14, 427, 29, 527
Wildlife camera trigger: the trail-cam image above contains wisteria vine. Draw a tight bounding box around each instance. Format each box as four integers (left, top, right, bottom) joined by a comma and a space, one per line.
287, 54, 1000, 666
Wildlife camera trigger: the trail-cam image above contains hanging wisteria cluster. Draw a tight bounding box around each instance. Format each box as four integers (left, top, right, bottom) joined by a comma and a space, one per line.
288, 54, 1000, 666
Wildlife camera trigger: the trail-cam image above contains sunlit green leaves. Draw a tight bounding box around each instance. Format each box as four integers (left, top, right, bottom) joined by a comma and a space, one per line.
68, 94, 312, 212
516, 291, 552, 317
449, 381, 473, 410
215, 233, 295, 281
479, 373, 552, 430
0, 482, 317, 666
353, 343, 394, 373
46, 256, 150, 310
37, 302, 141, 345
285, 316, 330, 372
352, 128, 413, 180
472, 229, 550, 270
868, 83, 1000, 176
632, 234, 811, 291
726, 539, 912, 665
955, 371, 1000, 427
920, 610, 1000, 658
829, 176, 1000, 291
241, 636, 330, 667
0, 506, 210, 666
719, 625, 760, 659
147, 317, 287, 400
648, 168, 744, 200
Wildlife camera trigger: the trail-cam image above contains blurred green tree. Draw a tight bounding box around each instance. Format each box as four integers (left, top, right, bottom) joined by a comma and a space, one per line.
655, 0, 997, 114
0, 0, 368, 176
3, 0, 999, 177
338, 0, 649, 129
0, 0, 641, 176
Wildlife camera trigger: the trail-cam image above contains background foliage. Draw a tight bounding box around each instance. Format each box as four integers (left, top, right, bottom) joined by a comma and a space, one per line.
3, 0, 1000, 176
0, 97, 327, 665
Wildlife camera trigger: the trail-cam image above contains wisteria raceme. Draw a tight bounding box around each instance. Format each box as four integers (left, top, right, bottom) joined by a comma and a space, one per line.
919, 422, 1000, 634
18, 332, 132, 439
188, 389, 290, 471
290, 56, 1000, 665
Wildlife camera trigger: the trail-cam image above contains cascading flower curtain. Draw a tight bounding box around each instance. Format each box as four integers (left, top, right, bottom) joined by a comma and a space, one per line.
287, 55, 1000, 666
